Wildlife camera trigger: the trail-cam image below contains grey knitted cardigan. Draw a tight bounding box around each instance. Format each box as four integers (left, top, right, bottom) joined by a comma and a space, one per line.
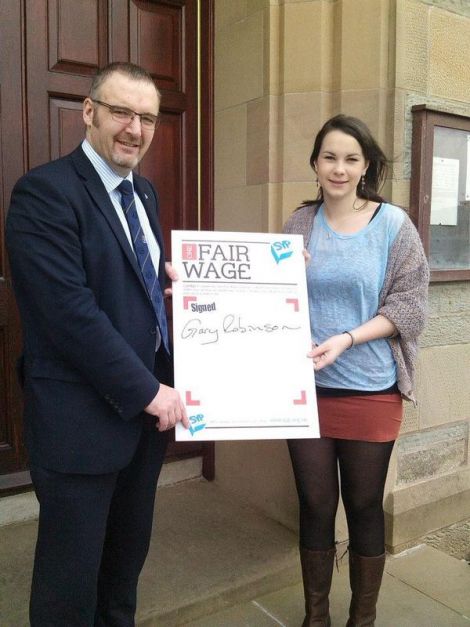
283, 204, 430, 404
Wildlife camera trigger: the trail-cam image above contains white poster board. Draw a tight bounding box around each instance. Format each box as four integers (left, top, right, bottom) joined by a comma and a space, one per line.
171, 230, 319, 441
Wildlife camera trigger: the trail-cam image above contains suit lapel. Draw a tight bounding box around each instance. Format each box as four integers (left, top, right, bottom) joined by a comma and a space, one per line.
70, 147, 147, 292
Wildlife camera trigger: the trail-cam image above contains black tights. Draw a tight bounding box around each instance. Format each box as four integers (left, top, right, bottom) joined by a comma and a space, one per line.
288, 437, 395, 557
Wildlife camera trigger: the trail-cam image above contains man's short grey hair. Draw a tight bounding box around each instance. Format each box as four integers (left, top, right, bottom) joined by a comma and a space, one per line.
89, 62, 161, 102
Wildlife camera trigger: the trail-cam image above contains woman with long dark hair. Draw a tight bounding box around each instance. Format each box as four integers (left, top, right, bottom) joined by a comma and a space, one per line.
284, 115, 429, 626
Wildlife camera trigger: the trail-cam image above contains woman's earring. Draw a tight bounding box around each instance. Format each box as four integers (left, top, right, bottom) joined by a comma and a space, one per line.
316, 178, 319, 188
361, 175, 365, 192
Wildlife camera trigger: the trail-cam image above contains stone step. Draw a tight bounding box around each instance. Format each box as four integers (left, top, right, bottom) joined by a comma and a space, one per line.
0, 479, 300, 626
0, 456, 203, 528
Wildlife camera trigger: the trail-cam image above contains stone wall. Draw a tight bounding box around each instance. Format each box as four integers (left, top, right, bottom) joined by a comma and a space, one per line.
213, 0, 470, 550
385, 0, 470, 549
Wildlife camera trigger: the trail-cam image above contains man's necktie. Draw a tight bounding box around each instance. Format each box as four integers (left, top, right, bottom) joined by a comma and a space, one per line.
117, 180, 169, 353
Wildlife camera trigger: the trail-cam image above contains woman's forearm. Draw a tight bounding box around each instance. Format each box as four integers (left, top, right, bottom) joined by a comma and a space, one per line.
345, 314, 397, 348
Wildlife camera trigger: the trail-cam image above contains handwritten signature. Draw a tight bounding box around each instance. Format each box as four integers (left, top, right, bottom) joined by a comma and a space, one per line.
181, 314, 301, 345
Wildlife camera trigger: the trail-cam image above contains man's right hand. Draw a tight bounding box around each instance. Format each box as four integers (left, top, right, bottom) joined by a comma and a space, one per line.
144, 384, 189, 432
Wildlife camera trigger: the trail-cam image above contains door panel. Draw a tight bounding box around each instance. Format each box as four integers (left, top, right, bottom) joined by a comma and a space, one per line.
142, 114, 183, 242
0, 0, 213, 486
130, 1, 182, 91
49, 101, 88, 158
0, 1, 29, 488
131, 0, 199, 251
26, 0, 107, 168
48, 0, 106, 72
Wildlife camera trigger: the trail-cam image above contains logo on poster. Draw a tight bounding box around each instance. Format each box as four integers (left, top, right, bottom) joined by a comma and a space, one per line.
182, 243, 198, 260
271, 240, 293, 264
189, 414, 206, 436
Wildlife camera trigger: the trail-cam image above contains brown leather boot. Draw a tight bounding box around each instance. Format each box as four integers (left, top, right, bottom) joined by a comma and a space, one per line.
300, 546, 335, 627
346, 550, 385, 626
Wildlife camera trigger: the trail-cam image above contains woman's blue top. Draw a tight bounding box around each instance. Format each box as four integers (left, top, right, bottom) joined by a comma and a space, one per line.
307, 202, 405, 391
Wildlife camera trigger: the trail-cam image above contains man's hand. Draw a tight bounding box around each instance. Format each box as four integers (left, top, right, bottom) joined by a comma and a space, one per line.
164, 261, 178, 298
144, 384, 189, 431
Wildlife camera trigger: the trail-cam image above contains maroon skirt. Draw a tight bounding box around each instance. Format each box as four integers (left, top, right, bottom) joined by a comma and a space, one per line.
318, 393, 403, 442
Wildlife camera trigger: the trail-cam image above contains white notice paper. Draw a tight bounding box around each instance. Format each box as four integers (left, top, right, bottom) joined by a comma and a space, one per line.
466, 135, 470, 201
431, 157, 459, 225
172, 230, 319, 441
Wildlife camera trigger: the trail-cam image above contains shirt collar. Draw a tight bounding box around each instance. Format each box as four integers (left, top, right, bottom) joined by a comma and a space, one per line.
81, 139, 133, 193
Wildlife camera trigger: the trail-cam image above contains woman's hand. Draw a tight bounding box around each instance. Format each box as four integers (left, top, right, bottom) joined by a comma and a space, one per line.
308, 316, 398, 371
307, 334, 352, 371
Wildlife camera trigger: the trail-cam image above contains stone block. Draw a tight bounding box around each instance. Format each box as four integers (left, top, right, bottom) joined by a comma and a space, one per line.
400, 399, 419, 434
281, 91, 325, 184
267, 4, 281, 96
247, 97, 272, 186
428, 282, 470, 316
215, 440, 299, 531
396, 422, 468, 486
423, 282, 470, 351
281, 1, 332, 93
263, 183, 284, 232
214, 184, 266, 232
215, 105, 247, 189
429, 9, 470, 102
417, 0, 470, 17
417, 345, 470, 427
0, 492, 39, 526
215, 11, 264, 110
335, 89, 395, 154
338, 0, 390, 91
390, 179, 411, 209
395, 0, 429, 91
247, 0, 267, 15
280, 181, 318, 224
385, 469, 470, 550
421, 315, 470, 348
385, 545, 470, 614
391, 89, 407, 181
215, 0, 247, 32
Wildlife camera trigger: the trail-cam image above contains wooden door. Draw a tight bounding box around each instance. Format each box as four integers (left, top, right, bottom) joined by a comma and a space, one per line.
0, 1, 28, 492
0, 0, 214, 490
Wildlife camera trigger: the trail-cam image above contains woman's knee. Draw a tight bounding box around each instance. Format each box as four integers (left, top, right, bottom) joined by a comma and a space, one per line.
299, 491, 338, 519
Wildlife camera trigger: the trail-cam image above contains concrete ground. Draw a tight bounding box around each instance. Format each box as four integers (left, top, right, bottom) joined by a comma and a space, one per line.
0, 478, 469, 626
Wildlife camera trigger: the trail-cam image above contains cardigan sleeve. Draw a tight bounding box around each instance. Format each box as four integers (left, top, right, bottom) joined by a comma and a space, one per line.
378, 215, 430, 340
282, 204, 316, 246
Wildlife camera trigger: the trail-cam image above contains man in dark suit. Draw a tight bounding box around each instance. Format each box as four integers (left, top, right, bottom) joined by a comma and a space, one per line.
6, 62, 189, 626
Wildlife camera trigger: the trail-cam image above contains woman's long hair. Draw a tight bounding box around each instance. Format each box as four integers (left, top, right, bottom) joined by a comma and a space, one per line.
304, 114, 390, 206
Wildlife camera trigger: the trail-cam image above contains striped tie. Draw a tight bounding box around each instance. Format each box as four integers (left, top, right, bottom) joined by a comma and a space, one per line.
117, 180, 169, 353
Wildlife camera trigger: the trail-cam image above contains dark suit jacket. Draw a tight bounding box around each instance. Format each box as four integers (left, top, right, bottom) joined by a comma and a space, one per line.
6, 145, 171, 474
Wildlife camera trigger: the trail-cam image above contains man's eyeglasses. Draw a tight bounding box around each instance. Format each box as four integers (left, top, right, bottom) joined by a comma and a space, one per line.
91, 99, 159, 130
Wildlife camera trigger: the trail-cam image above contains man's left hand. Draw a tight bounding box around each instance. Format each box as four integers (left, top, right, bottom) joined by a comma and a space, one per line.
164, 261, 178, 298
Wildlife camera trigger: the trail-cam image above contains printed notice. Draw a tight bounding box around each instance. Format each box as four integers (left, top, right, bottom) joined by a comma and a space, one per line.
431, 157, 459, 225
172, 231, 319, 441
466, 135, 470, 201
